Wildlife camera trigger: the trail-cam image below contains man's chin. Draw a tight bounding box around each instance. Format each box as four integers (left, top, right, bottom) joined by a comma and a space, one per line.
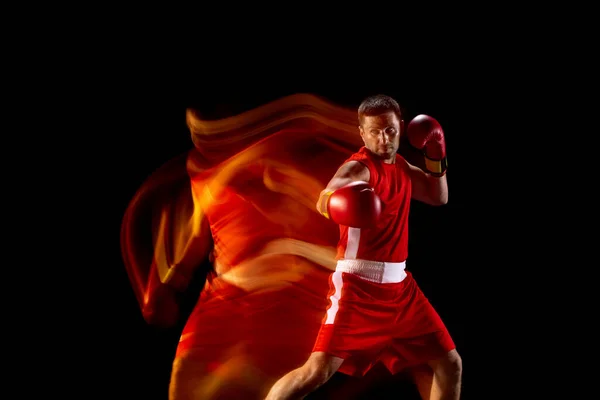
376, 149, 394, 158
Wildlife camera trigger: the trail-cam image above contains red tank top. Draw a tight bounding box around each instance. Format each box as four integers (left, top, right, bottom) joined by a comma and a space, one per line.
335, 147, 412, 263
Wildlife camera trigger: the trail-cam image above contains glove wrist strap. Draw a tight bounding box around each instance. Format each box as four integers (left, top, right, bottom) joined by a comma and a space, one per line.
319, 190, 335, 219
424, 155, 447, 177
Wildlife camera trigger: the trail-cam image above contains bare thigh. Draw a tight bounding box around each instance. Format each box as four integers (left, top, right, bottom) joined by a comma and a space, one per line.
311, 364, 421, 399
427, 349, 462, 378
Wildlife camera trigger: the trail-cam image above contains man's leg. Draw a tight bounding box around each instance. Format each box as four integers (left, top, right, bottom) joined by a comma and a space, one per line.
416, 349, 461, 400
409, 364, 439, 400
390, 274, 461, 399
264, 352, 344, 400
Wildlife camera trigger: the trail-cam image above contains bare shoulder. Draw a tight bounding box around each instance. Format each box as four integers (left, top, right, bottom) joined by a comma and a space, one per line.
336, 160, 370, 182
323, 160, 371, 192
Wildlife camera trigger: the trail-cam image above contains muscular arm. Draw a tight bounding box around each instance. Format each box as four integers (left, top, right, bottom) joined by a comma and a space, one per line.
406, 161, 448, 206
316, 161, 370, 215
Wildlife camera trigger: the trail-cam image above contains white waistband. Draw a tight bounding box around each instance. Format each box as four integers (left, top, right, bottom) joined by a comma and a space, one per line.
336, 259, 407, 283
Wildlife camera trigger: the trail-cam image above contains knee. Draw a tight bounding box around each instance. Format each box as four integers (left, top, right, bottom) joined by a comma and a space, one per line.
443, 349, 462, 378
430, 349, 462, 379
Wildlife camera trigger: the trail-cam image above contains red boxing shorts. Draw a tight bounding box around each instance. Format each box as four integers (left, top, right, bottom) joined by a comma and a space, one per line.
312, 260, 455, 377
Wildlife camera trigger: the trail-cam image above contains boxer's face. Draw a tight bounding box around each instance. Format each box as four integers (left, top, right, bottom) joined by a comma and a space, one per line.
359, 111, 402, 162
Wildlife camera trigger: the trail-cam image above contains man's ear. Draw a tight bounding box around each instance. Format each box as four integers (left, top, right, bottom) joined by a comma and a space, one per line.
400, 119, 405, 133
358, 126, 367, 145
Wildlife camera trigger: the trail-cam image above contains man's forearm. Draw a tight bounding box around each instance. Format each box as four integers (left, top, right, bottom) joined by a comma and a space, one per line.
427, 173, 448, 205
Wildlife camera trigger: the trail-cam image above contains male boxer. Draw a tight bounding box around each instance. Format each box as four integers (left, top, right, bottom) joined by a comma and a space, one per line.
265, 95, 462, 400
123, 94, 413, 399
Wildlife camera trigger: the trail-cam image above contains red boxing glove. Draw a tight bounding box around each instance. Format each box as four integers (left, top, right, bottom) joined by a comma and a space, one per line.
320, 181, 382, 228
407, 114, 448, 176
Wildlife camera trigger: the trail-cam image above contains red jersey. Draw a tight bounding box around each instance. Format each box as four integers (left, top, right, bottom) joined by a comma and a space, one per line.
336, 147, 412, 263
